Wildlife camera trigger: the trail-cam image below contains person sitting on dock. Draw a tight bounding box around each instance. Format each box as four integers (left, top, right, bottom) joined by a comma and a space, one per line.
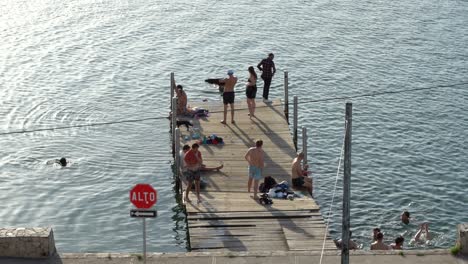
219, 70, 238, 125
401, 211, 411, 225
184, 143, 203, 203
175, 84, 188, 115
390, 235, 405, 250
244, 139, 265, 200
291, 152, 313, 195
371, 232, 389, 250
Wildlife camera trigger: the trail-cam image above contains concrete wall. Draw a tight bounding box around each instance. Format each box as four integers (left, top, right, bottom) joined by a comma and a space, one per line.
459, 223, 468, 255
0, 227, 56, 258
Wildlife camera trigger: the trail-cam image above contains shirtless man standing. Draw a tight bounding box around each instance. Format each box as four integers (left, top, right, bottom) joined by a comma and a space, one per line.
291, 152, 313, 195
244, 139, 265, 200
220, 70, 238, 124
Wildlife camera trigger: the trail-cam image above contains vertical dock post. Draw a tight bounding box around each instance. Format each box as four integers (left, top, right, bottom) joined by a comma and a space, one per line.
293, 96, 298, 150
170, 72, 175, 110
284, 71, 289, 123
341, 102, 352, 264
302, 127, 308, 165
171, 97, 178, 158
174, 128, 181, 194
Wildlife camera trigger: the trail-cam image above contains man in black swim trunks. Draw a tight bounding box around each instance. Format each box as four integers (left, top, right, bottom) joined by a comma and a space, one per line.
291, 152, 313, 195
219, 70, 238, 124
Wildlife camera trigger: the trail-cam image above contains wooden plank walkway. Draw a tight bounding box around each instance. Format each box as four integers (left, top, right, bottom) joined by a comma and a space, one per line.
177, 98, 336, 252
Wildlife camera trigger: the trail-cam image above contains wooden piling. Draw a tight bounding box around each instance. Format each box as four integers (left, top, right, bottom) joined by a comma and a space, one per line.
341, 102, 352, 264
284, 71, 289, 123
174, 128, 181, 194
171, 97, 177, 157
170, 72, 175, 110
302, 126, 308, 165
293, 96, 298, 150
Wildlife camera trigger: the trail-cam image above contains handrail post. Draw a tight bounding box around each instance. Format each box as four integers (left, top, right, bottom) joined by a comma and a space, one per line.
171, 97, 178, 157
174, 128, 181, 194
341, 102, 352, 264
293, 96, 298, 150
284, 71, 289, 123
170, 72, 175, 110
302, 127, 308, 165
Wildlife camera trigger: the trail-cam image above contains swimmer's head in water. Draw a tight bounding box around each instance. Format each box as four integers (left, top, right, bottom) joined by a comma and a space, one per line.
59, 157, 67, 167
401, 211, 410, 225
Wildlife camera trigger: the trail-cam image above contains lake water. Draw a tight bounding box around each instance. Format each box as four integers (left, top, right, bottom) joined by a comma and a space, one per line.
1, 0, 467, 252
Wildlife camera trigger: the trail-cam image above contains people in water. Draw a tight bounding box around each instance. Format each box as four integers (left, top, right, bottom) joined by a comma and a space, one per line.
401, 211, 411, 225
390, 236, 405, 250
410, 223, 432, 245
334, 231, 360, 250
46, 157, 68, 167
371, 232, 389, 250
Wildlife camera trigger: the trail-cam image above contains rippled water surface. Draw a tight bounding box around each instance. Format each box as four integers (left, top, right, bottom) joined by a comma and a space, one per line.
1, 0, 467, 252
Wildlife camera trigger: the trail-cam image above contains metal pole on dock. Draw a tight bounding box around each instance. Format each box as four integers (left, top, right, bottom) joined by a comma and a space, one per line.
302, 127, 308, 165
171, 97, 178, 158
143, 218, 147, 264
175, 128, 181, 194
170, 72, 175, 110
341, 102, 352, 264
284, 71, 289, 123
293, 96, 298, 150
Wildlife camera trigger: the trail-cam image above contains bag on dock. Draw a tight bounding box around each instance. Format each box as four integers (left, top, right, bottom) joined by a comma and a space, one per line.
259, 176, 277, 193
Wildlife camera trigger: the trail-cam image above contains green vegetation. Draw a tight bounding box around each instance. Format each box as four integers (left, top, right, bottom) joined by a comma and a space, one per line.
131, 253, 143, 261
450, 244, 461, 255
398, 251, 405, 257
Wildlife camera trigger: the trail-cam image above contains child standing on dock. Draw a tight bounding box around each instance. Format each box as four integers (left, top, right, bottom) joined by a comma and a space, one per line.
184, 143, 203, 203
244, 139, 265, 200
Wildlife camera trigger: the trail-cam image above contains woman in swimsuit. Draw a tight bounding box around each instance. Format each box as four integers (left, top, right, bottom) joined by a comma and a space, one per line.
245, 66, 257, 118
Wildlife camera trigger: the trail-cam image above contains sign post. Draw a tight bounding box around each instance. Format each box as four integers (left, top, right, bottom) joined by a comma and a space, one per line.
130, 184, 158, 264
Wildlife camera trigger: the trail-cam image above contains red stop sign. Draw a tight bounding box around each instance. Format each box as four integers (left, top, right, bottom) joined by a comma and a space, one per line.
129, 184, 157, 209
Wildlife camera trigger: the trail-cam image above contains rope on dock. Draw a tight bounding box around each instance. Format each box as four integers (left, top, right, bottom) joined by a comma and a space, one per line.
319, 119, 348, 264
0, 81, 466, 136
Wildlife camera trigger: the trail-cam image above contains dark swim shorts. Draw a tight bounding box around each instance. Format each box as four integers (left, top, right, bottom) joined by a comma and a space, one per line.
292, 177, 305, 187
246, 85, 257, 99
223, 91, 235, 105
186, 169, 201, 183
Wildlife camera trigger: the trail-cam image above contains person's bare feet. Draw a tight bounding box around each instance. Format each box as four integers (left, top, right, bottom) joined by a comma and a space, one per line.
197, 197, 202, 204
220, 120, 226, 125
185, 198, 191, 203
231, 120, 235, 124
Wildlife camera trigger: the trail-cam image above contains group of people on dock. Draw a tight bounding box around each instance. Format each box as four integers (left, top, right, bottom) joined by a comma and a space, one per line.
335, 211, 433, 250
174, 53, 276, 124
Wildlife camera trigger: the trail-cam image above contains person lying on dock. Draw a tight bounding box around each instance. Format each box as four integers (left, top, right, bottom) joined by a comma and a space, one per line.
334, 231, 360, 250
291, 152, 313, 196
410, 223, 432, 245
371, 232, 389, 250
390, 235, 405, 250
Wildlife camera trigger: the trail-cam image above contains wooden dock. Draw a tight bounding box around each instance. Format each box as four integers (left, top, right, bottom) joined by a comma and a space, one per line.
176, 98, 336, 252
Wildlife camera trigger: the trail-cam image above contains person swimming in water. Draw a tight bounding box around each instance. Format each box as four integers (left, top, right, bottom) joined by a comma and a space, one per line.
47, 157, 68, 167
